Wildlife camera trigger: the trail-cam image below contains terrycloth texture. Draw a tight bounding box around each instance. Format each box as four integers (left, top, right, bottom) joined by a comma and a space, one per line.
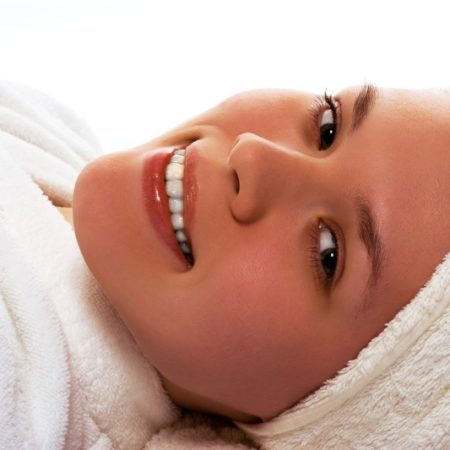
146, 412, 258, 449
235, 251, 450, 449
0, 81, 181, 449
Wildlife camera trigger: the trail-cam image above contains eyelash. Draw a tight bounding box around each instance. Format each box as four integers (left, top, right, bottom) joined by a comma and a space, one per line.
307, 219, 341, 291
310, 90, 340, 150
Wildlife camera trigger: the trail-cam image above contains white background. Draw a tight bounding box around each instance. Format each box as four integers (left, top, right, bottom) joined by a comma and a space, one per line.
1, 0, 450, 152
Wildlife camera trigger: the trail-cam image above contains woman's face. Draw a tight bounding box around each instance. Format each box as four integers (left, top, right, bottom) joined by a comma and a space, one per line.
73, 85, 450, 421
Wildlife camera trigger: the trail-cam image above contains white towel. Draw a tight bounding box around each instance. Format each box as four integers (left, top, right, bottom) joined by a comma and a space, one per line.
0, 81, 180, 449
235, 251, 450, 449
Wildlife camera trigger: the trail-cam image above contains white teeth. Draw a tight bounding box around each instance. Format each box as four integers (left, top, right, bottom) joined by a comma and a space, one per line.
164, 148, 193, 262
168, 198, 183, 214
171, 154, 185, 164
171, 213, 184, 230
165, 162, 184, 180
176, 230, 187, 242
165, 179, 183, 198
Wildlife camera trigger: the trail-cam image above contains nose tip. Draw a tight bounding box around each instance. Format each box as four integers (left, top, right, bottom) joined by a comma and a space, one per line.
227, 132, 285, 223
229, 133, 265, 174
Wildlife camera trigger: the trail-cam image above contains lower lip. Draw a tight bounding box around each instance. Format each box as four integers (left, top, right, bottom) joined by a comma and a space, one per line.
141, 147, 189, 268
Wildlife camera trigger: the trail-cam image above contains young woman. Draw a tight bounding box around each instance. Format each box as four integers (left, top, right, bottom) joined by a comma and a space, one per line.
2, 81, 448, 448
73, 84, 450, 427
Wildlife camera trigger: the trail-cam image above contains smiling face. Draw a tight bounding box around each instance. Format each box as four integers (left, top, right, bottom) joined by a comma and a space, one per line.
73, 85, 450, 422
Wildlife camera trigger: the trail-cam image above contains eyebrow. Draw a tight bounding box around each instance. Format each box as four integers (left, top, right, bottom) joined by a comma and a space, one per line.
356, 196, 385, 311
349, 83, 379, 134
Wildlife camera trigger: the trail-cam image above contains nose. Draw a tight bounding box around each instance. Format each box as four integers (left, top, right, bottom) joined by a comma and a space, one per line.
227, 132, 317, 223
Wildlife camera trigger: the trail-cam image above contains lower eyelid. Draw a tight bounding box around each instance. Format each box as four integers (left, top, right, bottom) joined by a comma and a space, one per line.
331, 220, 346, 285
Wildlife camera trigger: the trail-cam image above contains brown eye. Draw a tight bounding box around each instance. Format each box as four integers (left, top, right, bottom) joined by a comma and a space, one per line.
319, 107, 337, 150
319, 222, 338, 280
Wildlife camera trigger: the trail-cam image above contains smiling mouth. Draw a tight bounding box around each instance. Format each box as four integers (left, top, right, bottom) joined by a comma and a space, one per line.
165, 148, 194, 265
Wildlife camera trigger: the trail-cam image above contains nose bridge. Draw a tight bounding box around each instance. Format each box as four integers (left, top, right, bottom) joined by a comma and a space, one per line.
227, 132, 316, 223
228, 132, 279, 173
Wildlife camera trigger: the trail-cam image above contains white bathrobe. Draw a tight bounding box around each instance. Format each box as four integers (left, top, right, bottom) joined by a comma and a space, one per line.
0, 81, 181, 449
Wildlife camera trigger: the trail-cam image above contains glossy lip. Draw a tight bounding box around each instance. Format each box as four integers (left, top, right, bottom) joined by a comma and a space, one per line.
141, 146, 195, 269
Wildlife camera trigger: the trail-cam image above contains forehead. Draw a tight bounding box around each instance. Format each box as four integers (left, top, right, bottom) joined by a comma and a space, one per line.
346, 84, 450, 300
342, 84, 450, 200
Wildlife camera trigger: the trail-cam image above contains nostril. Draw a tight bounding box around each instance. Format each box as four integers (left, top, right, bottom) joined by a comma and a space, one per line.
232, 170, 240, 194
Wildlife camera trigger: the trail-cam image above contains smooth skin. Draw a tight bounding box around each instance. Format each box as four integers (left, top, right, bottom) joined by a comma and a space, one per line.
70, 86, 450, 422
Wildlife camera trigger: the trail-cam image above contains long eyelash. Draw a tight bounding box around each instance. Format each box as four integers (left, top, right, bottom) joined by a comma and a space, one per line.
324, 89, 337, 116
307, 220, 337, 292
309, 89, 339, 149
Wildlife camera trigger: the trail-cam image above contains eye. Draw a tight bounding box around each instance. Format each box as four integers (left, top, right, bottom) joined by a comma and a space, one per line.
308, 219, 340, 289
318, 222, 338, 280
318, 93, 338, 150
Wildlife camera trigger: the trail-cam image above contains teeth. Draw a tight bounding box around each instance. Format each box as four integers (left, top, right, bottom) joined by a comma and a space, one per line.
168, 198, 183, 214
165, 179, 183, 198
165, 162, 184, 180
164, 148, 193, 263
170, 213, 184, 230
176, 230, 187, 242
171, 154, 185, 164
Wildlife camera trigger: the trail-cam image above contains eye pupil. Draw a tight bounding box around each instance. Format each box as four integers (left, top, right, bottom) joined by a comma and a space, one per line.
321, 248, 337, 279
320, 124, 335, 150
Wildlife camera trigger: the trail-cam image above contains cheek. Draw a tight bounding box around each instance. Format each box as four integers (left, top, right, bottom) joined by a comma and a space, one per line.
200, 219, 328, 350
201, 230, 304, 334
177, 249, 344, 415
202, 263, 284, 352
149, 248, 290, 376
174, 247, 313, 383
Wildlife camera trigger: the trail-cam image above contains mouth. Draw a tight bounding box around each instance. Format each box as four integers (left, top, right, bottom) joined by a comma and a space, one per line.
164, 148, 194, 265
142, 146, 196, 269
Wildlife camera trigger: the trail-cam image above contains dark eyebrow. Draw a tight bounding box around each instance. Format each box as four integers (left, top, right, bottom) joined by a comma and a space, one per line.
349, 83, 379, 134
356, 196, 385, 311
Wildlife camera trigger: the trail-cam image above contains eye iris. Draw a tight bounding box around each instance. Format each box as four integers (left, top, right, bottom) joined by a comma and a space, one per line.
320, 123, 335, 150
321, 248, 337, 279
